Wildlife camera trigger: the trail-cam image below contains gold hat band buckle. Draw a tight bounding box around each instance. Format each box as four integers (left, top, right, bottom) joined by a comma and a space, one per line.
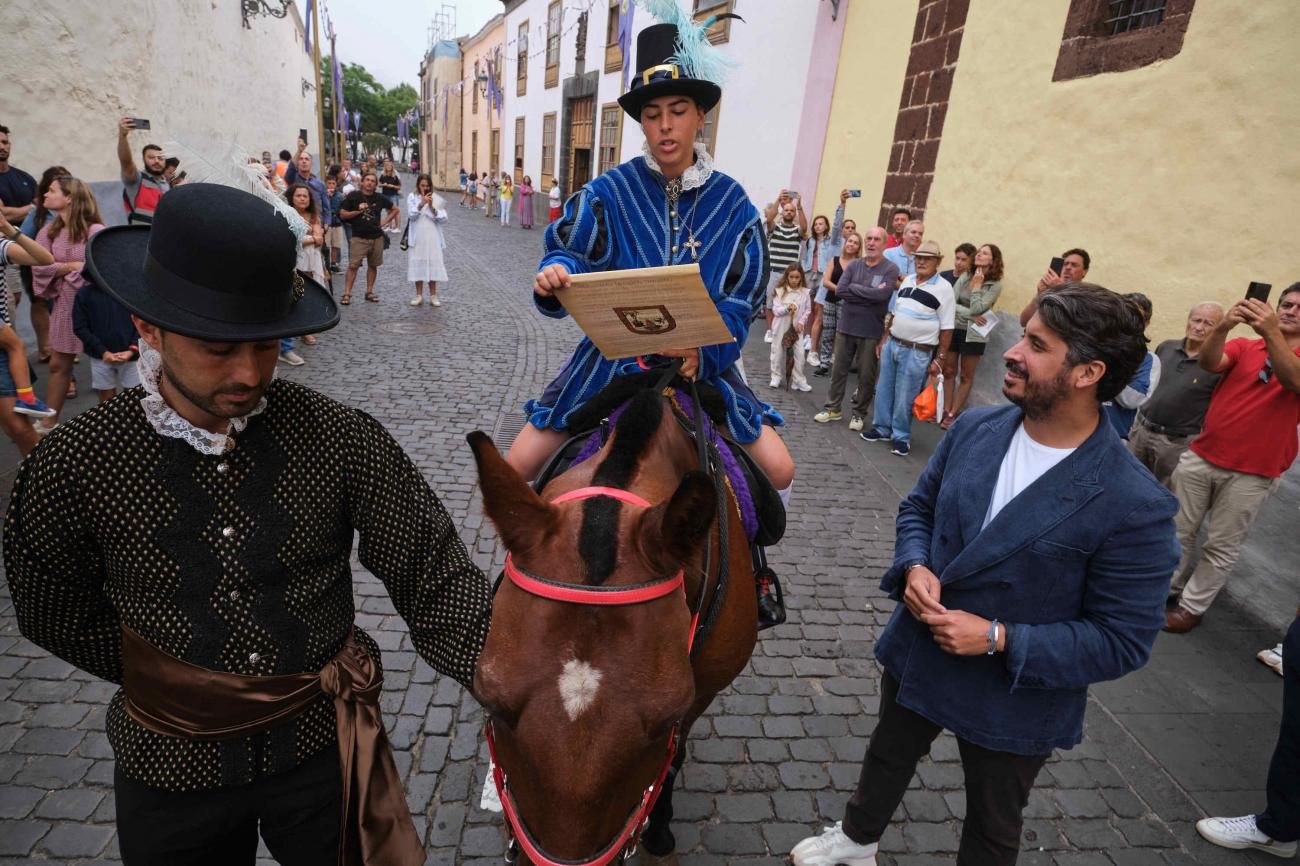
641, 64, 680, 86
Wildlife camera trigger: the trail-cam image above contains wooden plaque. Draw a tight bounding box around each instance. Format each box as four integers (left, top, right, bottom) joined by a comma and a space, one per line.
559, 264, 735, 359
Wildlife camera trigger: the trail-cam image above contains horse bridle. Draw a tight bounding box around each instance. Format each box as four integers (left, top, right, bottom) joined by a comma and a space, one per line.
487, 485, 701, 866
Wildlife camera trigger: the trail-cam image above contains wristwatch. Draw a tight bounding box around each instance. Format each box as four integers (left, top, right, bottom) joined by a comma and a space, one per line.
4, 226, 20, 240
904, 561, 928, 575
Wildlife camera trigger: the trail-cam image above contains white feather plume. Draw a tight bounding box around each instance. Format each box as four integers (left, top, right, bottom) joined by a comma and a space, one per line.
160, 138, 308, 248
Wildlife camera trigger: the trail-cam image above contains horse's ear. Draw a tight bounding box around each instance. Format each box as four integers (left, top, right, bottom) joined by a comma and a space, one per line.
468, 431, 557, 555
637, 471, 716, 573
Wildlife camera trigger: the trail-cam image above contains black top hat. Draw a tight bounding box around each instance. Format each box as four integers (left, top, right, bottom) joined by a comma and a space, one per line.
617, 23, 723, 120
85, 183, 339, 342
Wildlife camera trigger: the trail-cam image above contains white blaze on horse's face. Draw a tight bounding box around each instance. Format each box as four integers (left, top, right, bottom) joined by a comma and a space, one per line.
558, 658, 602, 721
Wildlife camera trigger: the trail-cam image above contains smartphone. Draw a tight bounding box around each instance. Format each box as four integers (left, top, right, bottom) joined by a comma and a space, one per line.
1049, 256, 1065, 276
299, 128, 308, 145
129, 118, 151, 130
848, 189, 862, 198
1245, 281, 1272, 303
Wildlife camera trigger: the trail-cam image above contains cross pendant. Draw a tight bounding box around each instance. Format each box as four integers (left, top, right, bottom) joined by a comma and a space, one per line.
682, 234, 702, 260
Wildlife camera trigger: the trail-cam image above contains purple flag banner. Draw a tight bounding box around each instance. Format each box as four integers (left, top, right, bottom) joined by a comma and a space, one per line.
304, 0, 314, 54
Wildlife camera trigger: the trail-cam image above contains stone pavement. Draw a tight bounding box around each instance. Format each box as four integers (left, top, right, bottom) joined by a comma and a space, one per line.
0, 201, 1289, 865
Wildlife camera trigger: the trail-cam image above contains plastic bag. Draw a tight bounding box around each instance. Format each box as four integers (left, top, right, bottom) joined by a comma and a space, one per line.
913, 372, 945, 422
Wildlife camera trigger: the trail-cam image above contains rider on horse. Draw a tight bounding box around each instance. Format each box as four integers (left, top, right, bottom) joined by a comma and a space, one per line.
505, 9, 793, 627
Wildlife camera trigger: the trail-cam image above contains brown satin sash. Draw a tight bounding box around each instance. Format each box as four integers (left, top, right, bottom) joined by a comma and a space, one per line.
120, 624, 423, 866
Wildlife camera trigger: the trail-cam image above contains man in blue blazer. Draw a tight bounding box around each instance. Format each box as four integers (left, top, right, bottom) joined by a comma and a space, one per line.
794, 284, 1180, 866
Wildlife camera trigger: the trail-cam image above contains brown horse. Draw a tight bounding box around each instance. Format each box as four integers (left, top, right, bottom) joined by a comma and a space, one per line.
469, 384, 757, 864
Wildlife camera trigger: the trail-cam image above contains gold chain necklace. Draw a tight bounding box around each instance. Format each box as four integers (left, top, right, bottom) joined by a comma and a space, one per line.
665, 179, 703, 262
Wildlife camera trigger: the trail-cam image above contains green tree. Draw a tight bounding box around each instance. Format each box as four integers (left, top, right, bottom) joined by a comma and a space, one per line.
321, 57, 419, 160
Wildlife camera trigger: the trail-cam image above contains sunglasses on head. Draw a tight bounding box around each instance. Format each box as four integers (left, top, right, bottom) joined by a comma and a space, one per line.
1258, 357, 1274, 385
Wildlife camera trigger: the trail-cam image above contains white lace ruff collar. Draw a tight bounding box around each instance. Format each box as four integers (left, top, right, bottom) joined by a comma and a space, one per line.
137, 342, 271, 456
641, 141, 714, 192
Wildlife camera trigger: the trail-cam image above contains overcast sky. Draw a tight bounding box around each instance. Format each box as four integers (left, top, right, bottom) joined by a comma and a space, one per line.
303, 0, 503, 90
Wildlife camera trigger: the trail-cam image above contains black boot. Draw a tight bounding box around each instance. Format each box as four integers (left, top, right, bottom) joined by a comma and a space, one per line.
753, 546, 787, 630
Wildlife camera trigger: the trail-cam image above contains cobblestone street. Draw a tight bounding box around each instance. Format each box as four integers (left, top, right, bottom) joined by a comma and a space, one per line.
0, 200, 1285, 865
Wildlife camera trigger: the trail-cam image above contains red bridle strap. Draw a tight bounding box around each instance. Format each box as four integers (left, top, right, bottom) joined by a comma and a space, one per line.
488, 484, 701, 865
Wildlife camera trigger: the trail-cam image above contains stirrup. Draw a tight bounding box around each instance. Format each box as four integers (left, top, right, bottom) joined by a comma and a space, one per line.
753, 546, 787, 630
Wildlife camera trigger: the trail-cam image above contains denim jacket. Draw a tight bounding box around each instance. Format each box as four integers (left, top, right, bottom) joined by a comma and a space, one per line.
800, 203, 845, 276
875, 405, 1179, 755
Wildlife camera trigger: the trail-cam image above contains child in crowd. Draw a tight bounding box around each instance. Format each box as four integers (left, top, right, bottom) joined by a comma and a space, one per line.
325, 175, 345, 271
768, 263, 813, 392
71, 278, 139, 402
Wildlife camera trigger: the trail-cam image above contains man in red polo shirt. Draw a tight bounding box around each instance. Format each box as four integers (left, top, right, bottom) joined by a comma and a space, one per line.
1165, 284, 1300, 632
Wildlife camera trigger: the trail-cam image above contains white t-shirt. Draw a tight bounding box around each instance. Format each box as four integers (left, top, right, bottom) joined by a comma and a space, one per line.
889, 273, 955, 346
982, 423, 1076, 529
548, 185, 561, 206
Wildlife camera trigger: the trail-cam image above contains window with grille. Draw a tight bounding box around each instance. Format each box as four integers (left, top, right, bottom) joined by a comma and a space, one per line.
542, 112, 557, 184
605, 1, 623, 73
471, 131, 478, 174
515, 117, 526, 183
692, 0, 733, 44
1054, 0, 1193, 81
1105, 0, 1165, 35
546, 1, 562, 88
698, 101, 720, 156
472, 64, 479, 115
598, 104, 622, 175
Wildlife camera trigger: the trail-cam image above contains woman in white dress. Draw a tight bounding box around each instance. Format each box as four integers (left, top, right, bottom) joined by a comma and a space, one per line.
406, 173, 449, 306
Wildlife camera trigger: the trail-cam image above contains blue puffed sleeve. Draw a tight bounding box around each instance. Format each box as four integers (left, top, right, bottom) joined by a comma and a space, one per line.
535, 188, 617, 319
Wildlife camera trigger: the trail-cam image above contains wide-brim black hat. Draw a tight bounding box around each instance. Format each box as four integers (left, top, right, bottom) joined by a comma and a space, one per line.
618, 23, 722, 120
85, 183, 339, 342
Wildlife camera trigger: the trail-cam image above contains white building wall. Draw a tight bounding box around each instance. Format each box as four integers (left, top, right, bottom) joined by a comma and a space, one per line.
499, 1, 821, 225
1, 2, 319, 201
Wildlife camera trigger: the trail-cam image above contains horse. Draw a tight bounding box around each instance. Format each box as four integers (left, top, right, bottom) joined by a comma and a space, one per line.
469, 376, 759, 864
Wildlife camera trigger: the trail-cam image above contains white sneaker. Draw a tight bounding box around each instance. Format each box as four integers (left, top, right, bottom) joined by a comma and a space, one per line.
791, 822, 878, 866
769, 377, 782, 388
278, 350, 306, 366
764, 330, 774, 343
409, 296, 423, 306
1258, 644, 1284, 677
431, 296, 442, 307
849, 416, 864, 431
1197, 815, 1297, 857
807, 352, 821, 367
813, 410, 842, 423
794, 381, 812, 392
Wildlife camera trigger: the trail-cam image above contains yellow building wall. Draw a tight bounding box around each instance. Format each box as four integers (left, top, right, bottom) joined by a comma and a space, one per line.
923, 1, 1300, 339
811, 0, 916, 225
461, 18, 506, 179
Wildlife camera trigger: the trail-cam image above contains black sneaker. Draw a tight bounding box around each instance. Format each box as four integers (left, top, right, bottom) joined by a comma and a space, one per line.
860, 428, 887, 443
891, 440, 911, 456
813, 366, 830, 377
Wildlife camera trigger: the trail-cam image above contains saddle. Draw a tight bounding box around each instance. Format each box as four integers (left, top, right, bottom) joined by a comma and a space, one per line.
532, 423, 785, 548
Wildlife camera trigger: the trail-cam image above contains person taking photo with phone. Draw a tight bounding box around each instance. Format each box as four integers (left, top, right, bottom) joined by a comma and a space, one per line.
1020, 247, 1089, 326
1164, 282, 1300, 634
116, 117, 170, 225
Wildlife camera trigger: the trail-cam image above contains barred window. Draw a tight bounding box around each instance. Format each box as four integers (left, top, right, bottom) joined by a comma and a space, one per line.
598, 104, 622, 175
1105, 0, 1166, 35
541, 112, 557, 184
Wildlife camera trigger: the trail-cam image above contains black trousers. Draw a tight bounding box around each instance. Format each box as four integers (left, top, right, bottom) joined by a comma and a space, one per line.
115, 747, 342, 866
1257, 615, 1300, 843
844, 673, 1049, 866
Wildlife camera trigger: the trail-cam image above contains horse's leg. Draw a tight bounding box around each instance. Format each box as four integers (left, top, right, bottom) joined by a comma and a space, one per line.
639, 745, 688, 862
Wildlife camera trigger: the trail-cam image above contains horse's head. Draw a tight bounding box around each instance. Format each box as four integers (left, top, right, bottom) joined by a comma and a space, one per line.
468, 389, 717, 861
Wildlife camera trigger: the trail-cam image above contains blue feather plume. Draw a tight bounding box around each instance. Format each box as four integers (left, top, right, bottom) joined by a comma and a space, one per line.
635, 0, 736, 85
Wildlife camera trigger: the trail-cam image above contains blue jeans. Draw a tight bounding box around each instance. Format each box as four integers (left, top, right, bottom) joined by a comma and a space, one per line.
870, 338, 932, 444
1258, 615, 1300, 842
280, 338, 295, 354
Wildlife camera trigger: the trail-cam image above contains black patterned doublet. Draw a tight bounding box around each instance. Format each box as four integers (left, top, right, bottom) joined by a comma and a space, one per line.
4, 380, 492, 791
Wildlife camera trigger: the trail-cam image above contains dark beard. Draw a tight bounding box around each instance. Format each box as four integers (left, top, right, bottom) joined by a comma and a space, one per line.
161, 363, 260, 420
1003, 362, 1071, 420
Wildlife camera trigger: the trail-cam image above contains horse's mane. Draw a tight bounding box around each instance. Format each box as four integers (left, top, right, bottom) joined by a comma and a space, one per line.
566, 370, 728, 434
578, 389, 664, 584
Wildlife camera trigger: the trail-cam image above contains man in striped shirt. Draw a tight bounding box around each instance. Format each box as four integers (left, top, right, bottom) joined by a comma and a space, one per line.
763, 192, 808, 341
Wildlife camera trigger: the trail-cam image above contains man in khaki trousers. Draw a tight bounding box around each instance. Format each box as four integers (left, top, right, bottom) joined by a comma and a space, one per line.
1165, 284, 1300, 633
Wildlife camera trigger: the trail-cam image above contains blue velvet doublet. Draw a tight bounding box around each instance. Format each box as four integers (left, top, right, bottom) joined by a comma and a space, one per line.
525, 156, 781, 443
